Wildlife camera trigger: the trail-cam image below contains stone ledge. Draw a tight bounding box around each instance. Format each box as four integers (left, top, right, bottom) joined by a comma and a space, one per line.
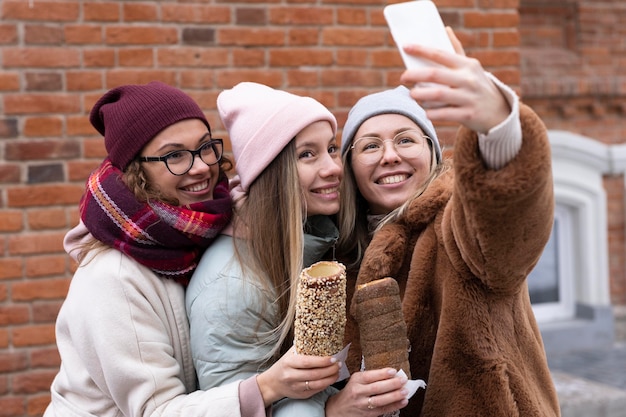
552, 371, 626, 417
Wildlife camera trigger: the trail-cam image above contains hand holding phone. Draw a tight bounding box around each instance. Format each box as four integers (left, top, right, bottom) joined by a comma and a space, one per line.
384, 0, 454, 70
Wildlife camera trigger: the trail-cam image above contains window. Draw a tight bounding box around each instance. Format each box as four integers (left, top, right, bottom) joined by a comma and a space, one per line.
532, 131, 614, 353
528, 205, 575, 322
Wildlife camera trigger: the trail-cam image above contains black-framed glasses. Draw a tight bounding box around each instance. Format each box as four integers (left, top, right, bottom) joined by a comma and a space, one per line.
138, 136, 223, 176
350, 130, 430, 166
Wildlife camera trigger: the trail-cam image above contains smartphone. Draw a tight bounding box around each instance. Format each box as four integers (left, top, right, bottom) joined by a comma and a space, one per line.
383, 0, 454, 70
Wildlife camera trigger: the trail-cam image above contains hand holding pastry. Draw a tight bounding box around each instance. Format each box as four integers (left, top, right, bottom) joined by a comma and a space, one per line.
256, 346, 340, 406
325, 368, 409, 417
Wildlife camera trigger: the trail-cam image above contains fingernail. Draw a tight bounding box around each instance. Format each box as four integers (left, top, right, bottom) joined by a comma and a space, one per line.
330, 357, 337, 363
387, 368, 397, 376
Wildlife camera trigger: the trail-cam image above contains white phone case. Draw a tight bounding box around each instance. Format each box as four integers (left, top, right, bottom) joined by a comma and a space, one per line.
384, 0, 454, 70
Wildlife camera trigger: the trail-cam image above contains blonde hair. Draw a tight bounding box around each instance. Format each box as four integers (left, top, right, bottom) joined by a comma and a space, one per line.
337, 138, 443, 267
233, 140, 304, 362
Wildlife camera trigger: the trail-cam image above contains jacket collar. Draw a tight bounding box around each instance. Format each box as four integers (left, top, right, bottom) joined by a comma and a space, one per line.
303, 215, 339, 267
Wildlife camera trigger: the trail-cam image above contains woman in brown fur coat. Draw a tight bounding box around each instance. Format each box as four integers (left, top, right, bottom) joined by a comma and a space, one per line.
337, 29, 561, 416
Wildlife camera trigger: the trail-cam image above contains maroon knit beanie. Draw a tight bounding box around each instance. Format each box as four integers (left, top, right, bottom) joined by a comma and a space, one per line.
90, 81, 211, 170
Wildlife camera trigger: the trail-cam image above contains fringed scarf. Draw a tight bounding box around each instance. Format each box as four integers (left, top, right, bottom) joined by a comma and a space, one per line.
80, 158, 233, 286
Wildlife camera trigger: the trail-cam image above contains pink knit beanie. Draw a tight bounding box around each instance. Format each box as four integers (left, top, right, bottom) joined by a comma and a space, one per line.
90, 81, 210, 170
217, 82, 337, 193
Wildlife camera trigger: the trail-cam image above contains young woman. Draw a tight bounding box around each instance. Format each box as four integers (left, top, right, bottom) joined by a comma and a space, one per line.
338, 30, 561, 416
187, 82, 410, 417
44, 81, 326, 417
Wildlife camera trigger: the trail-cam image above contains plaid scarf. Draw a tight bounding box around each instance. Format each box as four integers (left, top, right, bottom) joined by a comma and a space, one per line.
80, 159, 233, 286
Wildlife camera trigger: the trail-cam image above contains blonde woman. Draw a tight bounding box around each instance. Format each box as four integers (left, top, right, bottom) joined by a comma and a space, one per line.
338, 29, 560, 416
187, 82, 409, 417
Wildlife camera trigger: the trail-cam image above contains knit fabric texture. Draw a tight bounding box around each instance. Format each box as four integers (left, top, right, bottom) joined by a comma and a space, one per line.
90, 81, 210, 170
79, 158, 233, 286
340, 85, 442, 162
217, 82, 337, 193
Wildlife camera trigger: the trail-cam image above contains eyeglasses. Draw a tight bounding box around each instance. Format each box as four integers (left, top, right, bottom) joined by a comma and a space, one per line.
350, 130, 430, 166
138, 135, 223, 176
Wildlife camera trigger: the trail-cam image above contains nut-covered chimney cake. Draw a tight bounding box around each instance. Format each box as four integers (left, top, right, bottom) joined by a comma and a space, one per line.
294, 261, 346, 356
353, 277, 411, 377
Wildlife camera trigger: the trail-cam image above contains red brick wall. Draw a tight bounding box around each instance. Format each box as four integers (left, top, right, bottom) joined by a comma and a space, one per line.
520, 0, 626, 305
520, 0, 626, 143
0, 0, 623, 415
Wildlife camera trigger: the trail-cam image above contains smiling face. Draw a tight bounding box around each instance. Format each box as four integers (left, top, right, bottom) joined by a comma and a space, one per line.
295, 120, 343, 217
139, 118, 220, 206
350, 113, 433, 215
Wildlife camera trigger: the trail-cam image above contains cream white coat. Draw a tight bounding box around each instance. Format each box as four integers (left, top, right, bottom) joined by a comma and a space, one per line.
44, 243, 257, 417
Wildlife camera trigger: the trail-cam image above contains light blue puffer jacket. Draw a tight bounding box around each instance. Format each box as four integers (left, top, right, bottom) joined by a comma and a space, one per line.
186, 216, 340, 417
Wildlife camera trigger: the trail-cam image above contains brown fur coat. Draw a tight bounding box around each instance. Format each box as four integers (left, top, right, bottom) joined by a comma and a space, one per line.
345, 104, 561, 416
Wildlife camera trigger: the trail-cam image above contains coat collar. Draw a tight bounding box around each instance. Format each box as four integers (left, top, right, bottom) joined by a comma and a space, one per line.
399, 167, 453, 231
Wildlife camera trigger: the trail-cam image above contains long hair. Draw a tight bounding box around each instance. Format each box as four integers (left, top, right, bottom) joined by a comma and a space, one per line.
336, 155, 370, 268
337, 139, 443, 267
232, 140, 304, 362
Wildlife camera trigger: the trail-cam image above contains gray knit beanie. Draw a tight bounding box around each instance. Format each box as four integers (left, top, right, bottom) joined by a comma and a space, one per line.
340, 86, 441, 162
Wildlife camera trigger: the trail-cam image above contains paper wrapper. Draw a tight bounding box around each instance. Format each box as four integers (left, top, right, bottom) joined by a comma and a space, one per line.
382, 369, 427, 417
294, 261, 346, 356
